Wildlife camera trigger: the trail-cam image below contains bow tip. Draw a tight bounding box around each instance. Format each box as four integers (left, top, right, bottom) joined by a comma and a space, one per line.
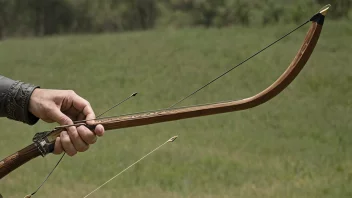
319, 4, 331, 16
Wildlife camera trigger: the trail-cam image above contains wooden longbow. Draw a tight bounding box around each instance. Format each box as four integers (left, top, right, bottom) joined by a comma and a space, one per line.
0, 6, 329, 180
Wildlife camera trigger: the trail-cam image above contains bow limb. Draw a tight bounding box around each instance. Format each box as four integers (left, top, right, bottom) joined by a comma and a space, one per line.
88, 11, 327, 131
0, 8, 328, 180
0, 143, 42, 179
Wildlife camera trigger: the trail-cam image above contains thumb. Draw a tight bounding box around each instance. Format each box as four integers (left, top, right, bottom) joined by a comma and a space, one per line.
47, 107, 74, 126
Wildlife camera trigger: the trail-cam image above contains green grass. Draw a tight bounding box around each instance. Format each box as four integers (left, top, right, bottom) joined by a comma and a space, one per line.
0, 19, 351, 198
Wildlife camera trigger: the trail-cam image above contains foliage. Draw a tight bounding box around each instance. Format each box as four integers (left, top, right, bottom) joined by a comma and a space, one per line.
317, 0, 351, 18
0, 0, 350, 38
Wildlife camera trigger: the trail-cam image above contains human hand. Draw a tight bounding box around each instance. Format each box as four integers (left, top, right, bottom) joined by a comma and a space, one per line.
28, 88, 104, 156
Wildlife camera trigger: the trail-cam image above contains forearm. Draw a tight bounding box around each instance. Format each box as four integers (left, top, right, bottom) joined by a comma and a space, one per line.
0, 75, 39, 125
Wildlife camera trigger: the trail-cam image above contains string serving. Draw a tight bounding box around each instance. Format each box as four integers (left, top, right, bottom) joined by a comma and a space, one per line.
82, 136, 178, 198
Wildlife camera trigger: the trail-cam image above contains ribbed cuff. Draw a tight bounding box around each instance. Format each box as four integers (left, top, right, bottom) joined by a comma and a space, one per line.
5, 81, 40, 125
23, 83, 40, 125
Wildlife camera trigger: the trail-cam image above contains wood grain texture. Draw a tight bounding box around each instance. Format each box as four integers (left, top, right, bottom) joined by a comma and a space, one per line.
0, 143, 42, 179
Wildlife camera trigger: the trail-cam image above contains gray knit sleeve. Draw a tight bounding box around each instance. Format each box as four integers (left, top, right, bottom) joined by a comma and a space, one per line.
0, 75, 40, 125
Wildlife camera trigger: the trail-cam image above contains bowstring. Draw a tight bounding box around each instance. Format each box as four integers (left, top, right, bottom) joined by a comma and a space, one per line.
82, 136, 178, 198
58, 19, 310, 128
80, 19, 310, 197
27, 16, 311, 198
167, 20, 309, 109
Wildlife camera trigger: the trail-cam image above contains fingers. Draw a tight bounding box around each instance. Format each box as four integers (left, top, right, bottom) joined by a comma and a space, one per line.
60, 131, 77, 156
48, 107, 74, 126
60, 130, 90, 156
53, 137, 63, 155
48, 90, 104, 157
94, 124, 105, 137
70, 93, 96, 124
47, 108, 86, 155
56, 126, 101, 156
66, 125, 89, 153
33, 89, 104, 157
77, 126, 97, 144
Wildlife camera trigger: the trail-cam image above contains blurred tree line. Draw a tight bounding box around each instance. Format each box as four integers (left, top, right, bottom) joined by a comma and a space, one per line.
0, 0, 350, 39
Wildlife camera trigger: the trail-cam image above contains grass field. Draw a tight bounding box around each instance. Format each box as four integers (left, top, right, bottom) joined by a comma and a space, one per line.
0, 19, 351, 198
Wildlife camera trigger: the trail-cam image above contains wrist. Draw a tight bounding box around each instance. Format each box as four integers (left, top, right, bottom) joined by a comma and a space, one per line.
28, 88, 41, 115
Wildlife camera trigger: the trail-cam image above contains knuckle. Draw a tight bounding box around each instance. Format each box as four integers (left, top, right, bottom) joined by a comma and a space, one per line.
61, 139, 71, 147
43, 118, 54, 123
78, 126, 95, 143
60, 131, 77, 156
82, 99, 90, 106
89, 138, 98, 145
61, 132, 72, 143
90, 137, 98, 144
77, 125, 86, 131
69, 129, 80, 139
78, 145, 89, 152
53, 150, 62, 155
86, 137, 96, 145
45, 105, 55, 113
67, 150, 77, 157
60, 116, 70, 124
68, 90, 76, 95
